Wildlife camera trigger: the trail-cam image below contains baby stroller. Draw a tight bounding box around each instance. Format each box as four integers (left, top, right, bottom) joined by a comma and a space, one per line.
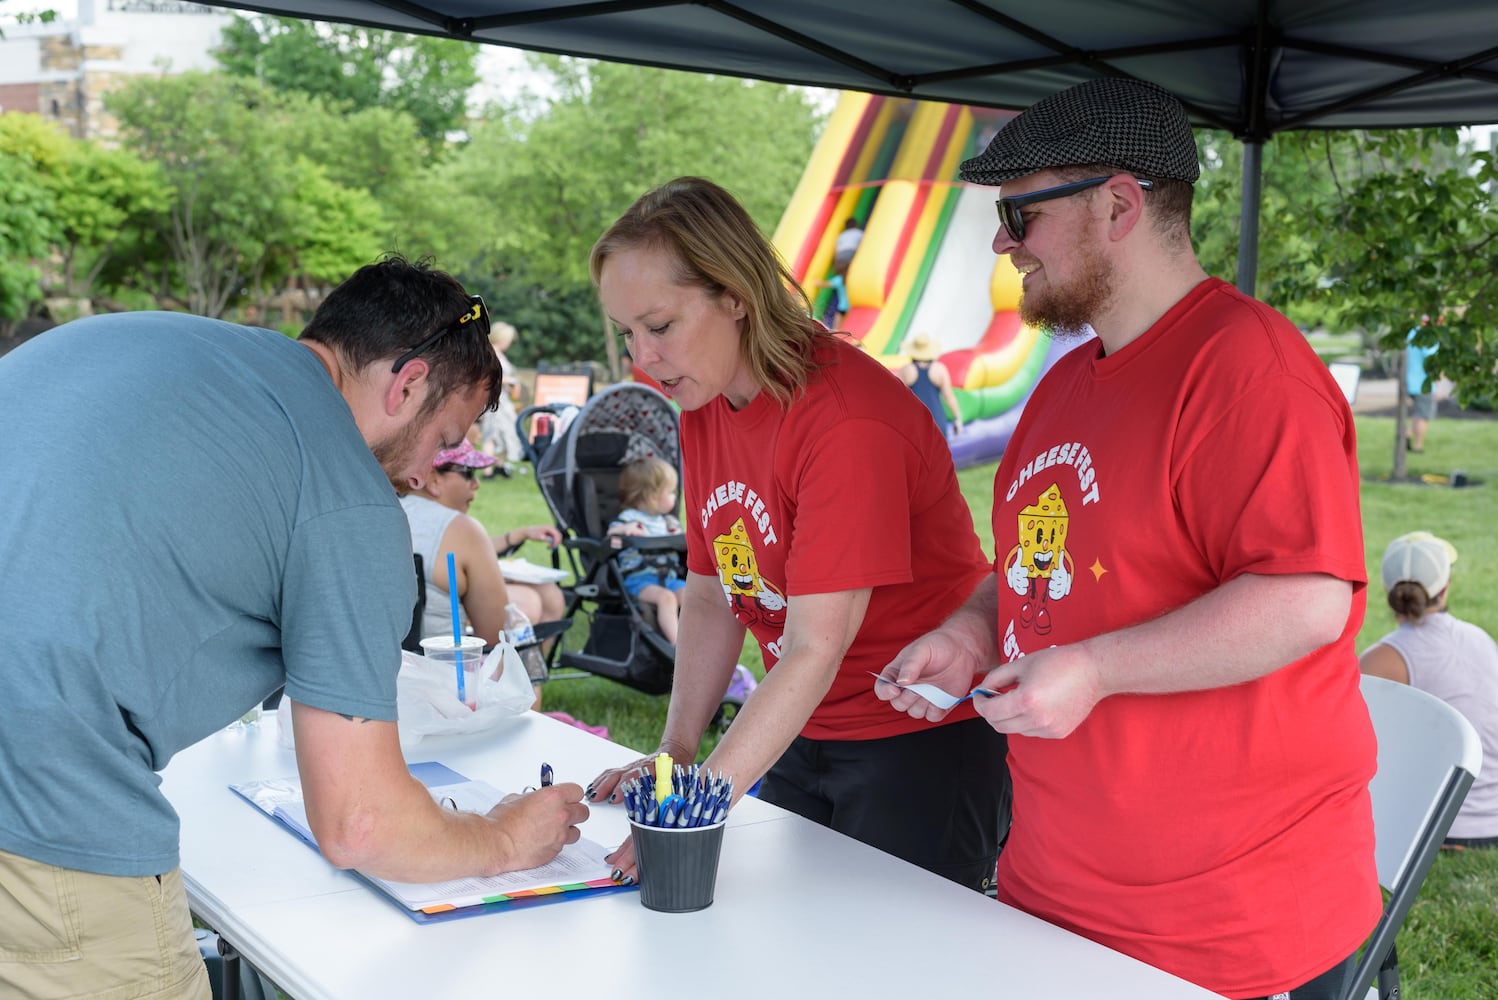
517, 383, 751, 731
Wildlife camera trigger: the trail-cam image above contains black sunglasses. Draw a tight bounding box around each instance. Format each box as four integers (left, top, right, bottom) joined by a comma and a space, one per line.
995, 176, 1155, 243
391, 295, 489, 373
436, 465, 480, 481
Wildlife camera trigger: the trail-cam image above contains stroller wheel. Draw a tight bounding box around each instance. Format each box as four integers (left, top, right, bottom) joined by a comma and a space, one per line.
711, 665, 756, 733
711, 699, 742, 734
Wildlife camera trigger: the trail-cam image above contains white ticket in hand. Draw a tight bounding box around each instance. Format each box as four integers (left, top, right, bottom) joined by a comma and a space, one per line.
867, 671, 991, 711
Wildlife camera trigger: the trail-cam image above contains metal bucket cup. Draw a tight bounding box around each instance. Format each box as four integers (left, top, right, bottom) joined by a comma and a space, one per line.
629, 819, 726, 912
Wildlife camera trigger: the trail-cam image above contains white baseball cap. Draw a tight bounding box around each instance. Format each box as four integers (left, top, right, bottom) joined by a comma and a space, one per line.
1380, 531, 1458, 598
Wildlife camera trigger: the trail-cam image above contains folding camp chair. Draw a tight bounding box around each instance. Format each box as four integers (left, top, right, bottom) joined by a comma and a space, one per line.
1347, 674, 1483, 1000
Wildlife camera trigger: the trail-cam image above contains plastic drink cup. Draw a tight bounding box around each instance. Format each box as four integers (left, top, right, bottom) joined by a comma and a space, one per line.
629, 819, 727, 912
419, 635, 488, 709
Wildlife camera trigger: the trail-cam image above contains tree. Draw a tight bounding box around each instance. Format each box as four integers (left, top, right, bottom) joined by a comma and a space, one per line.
1190, 128, 1497, 477
215, 14, 479, 150
109, 71, 389, 318
0, 143, 56, 336
0, 1, 55, 39
398, 56, 824, 369
0, 114, 171, 303
1281, 132, 1496, 476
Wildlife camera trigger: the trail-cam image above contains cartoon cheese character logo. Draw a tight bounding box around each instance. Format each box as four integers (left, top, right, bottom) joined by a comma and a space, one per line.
715, 517, 758, 594
714, 516, 786, 628
1004, 482, 1073, 636
1018, 483, 1068, 579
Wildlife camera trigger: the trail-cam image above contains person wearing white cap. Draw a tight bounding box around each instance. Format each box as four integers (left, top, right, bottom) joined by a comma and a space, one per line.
1362, 532, 1498, 847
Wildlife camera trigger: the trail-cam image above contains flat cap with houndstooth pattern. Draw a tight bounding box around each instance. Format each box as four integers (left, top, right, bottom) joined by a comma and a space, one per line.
960, 77, 1200, 186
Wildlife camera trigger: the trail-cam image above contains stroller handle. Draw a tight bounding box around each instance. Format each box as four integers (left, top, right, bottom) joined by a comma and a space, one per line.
515, 402, 575, 466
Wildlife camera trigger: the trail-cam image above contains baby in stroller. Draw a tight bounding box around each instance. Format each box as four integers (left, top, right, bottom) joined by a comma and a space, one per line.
607, 457, 686, 643
522, 382, 755, 726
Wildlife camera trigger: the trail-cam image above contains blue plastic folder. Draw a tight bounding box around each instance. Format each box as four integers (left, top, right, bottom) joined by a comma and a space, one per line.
230, 761, 635, 923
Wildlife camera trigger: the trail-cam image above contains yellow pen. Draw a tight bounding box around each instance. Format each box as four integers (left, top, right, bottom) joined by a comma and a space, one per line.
655, 753, 673, 805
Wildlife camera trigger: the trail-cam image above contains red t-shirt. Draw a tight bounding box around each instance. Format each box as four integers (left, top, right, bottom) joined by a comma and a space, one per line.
683, 337, 990, 740
991, 280, 1380, 998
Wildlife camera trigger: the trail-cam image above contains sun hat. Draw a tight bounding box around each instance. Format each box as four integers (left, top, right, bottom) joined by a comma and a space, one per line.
959, 77, 1200, 186
432, 440, 498, 469
902, 331, 941, 361
1380, 531, 1459, 597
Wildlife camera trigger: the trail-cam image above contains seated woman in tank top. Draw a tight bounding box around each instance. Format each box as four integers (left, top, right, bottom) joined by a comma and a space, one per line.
1361, 530, 1498, 848
400, 441, 564, 708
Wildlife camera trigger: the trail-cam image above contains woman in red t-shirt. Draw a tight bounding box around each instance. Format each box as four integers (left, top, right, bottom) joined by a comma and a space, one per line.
585, 177, 1007, 889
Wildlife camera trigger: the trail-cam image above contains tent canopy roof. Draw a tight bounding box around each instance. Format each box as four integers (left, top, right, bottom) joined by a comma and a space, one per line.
214, 0, 1498, 138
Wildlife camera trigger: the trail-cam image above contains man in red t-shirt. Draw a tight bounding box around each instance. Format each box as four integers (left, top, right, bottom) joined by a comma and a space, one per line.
878, 78, 1379, 1000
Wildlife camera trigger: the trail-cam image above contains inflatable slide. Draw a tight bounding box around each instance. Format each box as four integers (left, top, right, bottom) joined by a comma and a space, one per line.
773, 94, 1084, 469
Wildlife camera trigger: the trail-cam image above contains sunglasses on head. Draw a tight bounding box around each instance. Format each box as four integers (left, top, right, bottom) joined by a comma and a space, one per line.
391, 295, 490, 373
437, 465, 480, 481
995, 175, 1154, 243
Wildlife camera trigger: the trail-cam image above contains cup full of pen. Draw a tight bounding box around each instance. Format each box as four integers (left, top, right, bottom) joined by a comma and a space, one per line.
624, 753, 732, 912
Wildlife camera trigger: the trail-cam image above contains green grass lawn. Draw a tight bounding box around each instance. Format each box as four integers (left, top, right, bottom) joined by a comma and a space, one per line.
469, 413, 1498, 997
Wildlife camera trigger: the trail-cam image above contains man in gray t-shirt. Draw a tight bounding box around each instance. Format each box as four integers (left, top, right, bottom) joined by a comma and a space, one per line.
0, 257, 589, 999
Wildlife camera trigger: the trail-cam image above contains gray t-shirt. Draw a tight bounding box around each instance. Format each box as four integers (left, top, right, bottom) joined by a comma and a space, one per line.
0, 313, 414, 876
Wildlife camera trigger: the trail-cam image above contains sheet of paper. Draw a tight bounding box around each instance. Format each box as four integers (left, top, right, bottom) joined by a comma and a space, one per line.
497, 558, 569, 584
866, 671, 989, 711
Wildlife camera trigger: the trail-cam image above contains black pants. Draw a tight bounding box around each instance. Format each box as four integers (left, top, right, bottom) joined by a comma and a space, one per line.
757, 717, 1009, 893
1241, 953, 1356, 1000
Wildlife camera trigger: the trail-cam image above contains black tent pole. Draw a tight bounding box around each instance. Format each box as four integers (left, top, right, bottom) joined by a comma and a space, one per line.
1236, 138, 1264, 296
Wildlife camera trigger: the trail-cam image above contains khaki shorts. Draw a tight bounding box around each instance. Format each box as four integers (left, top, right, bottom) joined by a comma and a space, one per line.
0, 848, 211, 1000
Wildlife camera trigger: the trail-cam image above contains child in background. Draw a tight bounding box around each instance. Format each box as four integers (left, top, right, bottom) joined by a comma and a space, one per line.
608, 457, 686, 643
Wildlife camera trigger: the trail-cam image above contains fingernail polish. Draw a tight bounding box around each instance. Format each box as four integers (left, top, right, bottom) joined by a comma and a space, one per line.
611, 868, 623, 882
585, 784, 596, 800
621, 875, 636, 886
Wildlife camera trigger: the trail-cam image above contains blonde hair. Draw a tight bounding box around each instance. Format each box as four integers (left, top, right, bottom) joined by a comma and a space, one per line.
590, 176, 829, 407
619, 456, 677, 511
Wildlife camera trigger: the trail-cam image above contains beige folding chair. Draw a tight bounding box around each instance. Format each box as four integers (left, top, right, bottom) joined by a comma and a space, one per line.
1348, 675, 1483, 1000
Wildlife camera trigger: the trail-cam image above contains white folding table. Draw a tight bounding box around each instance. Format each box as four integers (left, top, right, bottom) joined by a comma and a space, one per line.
160, 713, 1223, 999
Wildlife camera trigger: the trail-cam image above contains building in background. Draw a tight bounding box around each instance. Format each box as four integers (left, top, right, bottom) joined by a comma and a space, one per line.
0, 0, 231, 140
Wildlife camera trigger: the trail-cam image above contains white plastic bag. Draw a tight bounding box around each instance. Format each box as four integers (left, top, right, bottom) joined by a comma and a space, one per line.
276, 643, 533, 750
395, 642, 534, 746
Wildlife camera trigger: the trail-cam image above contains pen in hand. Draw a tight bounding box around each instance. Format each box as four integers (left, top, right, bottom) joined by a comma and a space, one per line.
540, 762, 554, 788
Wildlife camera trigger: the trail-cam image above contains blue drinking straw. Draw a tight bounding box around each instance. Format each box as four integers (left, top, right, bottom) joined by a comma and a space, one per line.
446, 551, 465, 704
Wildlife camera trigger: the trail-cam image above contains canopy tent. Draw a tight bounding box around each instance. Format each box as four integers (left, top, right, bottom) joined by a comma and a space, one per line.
211, 0, 1498, 292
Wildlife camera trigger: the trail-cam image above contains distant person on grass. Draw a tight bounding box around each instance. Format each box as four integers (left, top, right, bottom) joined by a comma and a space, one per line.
1405, 319, 1441, 453
1361, 531, 1498, 848
898, 331, 964, 439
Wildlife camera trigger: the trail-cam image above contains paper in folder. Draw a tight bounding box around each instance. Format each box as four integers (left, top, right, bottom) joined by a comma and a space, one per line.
230, 761, 633, 922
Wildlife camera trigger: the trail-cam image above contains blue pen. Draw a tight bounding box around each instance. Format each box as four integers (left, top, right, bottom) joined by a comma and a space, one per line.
540, 762, 554, 788
698, 790, 720, 827
660, 794, 685, 827
644, 796, 659, 826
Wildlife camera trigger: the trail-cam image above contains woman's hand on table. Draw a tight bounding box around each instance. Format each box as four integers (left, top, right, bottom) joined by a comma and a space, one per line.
605, 834, 639, 885
587, 744, 696, 884
585, 748, 680, 805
